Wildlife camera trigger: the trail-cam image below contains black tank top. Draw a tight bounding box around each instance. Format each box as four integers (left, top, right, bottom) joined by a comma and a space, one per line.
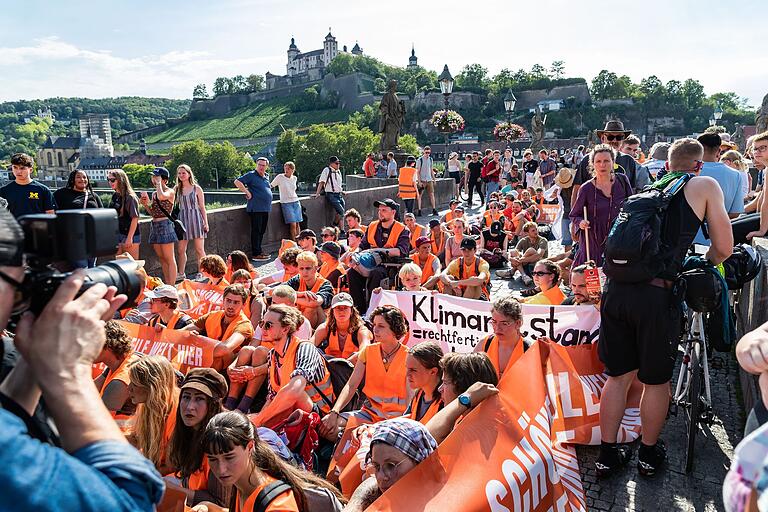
658, 189, 702, 280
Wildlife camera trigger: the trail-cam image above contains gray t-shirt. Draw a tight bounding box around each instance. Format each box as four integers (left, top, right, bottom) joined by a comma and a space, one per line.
515, 235, 548, 258
416, 156, 434, 182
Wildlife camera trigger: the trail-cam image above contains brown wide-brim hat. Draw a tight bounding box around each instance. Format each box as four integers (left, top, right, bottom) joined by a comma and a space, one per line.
555, 168, 575, 188
596, 120, 631, 137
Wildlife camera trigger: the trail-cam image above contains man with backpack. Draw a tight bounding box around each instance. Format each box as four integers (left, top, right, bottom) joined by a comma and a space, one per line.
596, 138, 733, 478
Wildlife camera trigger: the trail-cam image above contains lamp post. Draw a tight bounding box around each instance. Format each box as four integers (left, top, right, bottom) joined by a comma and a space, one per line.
708, 116, 716, 127
438, 64, 454, 173
714, 104, 723, 123
503, 89, 517, 123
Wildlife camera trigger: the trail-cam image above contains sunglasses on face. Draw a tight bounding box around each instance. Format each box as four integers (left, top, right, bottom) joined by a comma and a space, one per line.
108, 178, 117, 183
605, 134, 625, 142
531, 271, 553, 277
259, 320, 274, 330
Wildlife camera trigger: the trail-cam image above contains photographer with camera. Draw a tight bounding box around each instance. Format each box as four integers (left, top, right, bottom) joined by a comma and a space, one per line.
0, 207, 163, 510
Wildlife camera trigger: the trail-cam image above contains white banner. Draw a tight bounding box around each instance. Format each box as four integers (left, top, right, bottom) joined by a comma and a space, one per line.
366, 291, 601, 353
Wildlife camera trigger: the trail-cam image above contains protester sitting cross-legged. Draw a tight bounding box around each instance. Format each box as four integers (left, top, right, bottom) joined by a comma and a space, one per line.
181, 284, 254, 370
404, 342, 445, 424
224, 285, 313, 413
311, 292, 372, 362
251, 304, 335, 430
318, 241, 346, 292
165, 368, 231, 507
319, 305, 410, 440
439, 237, 490, 300
404, 212, 427, 252
521, 259, 565, 305
126, 355, 179, 474
474, 296, 526, 378
410, 236, 442, 290
345, 207, 367, 233
195, 410, 345, 512
286, 250, 333, 329
93, 320, 142, 429
344, 418, 438, 512
347, 198, 410, 313
497, 221, 548, 285
146, 284, 194, 331
198, 254, 229, 287
428, 219, 447, 265
478, 220, 509, 268
443, 217, 468, 266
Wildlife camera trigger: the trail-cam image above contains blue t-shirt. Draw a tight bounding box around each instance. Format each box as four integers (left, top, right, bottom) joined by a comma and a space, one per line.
694, 161, 745, 245
237, 171, 273, 213
0, 180, 56, 218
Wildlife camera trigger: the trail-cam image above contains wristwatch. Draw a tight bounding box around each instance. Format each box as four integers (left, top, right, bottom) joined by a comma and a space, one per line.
458, 393, 472, 409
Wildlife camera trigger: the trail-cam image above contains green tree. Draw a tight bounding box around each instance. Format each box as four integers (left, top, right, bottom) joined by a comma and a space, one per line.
591, 70, 618, 100
276, 129, 297, 165
165, 140, 211, 184
192, 84, 209, 99
530, 64, 548, 80
550, 60, 565, 79
231, 75, 248, 93
682, 79, 705, 109
246, 74, 265, 92
212, 77, 233, 96
326, 53, 356, 76
397, 134, 419, 157
456, 63, 489, 90
664, 80, 684, 106
122, 163, 154, 188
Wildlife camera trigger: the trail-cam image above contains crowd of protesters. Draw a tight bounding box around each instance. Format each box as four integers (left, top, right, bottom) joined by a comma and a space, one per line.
1, 121, 767, 511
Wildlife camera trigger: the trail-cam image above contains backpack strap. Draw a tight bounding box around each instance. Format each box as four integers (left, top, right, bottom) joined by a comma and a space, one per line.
253, 480, 293, 512
483, 335, 495, 352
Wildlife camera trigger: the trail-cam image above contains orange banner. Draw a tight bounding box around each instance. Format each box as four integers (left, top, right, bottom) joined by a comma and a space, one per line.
177, 279, 226, 319
119, 320, 218, 373
365, 341, 641, 512
538, 203, 560, 224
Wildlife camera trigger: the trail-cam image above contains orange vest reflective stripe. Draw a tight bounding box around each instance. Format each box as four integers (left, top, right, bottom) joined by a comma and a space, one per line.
298, 274, 328, 294
205, 310, 252, 342
412, 253, 438, 285
481, 334, 524, 378
319, 260, 346, 291
408, 224, 426, 249
269, 338, 334, 415
407, 389, 444, 424
398, 167, 418, 199
458, 256, 489, 296
362, 343, 408, 421
366, 220, 407, 249
100, 351, 141, 430
148, 310, 184, 330
326, 328, 359, 359
430, 231, 445, 255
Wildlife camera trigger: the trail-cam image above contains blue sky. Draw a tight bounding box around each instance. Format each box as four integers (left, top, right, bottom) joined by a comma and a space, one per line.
0, 0, 764, 107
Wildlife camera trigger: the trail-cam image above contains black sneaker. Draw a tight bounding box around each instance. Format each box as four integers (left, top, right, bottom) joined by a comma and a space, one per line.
417, 209, 422, 216
432, 208, 438, 216
637, 440, 666, 477
595, 444, 632, 478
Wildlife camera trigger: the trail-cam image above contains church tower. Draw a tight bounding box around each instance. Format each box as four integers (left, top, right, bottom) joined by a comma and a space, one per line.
287, 37, 299, 76
323, 28, 338, 66
407, 44, 418, 70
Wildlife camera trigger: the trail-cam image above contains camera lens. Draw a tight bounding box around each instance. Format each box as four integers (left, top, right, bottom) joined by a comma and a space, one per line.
81, 259, 143, 307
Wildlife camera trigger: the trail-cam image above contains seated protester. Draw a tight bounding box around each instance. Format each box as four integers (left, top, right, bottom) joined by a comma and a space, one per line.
502, 200, 528, 240
165, 369, 230, 507
426, 353, 499, 443
182, 284, 254, 370
312, 292, 372, 362
230, 269, 265, 329
443, 217, 468, 266
127, 355, 179, 474
145, 284, 194, 331
428, 219, 447, 265
296, 228, 318, 254
200, 411, 344, 512
318, 241, 346, 292
474, 296, 526, 378
478, 221, 508, 268
519, 189, 534, 209
320, 305, 410, 439
345, 418, 438, 512
410, 236, 442, 290
339, 228, 364, 268
404, 342, 444, 424
252, 304, 335, 429
440, 199, 461, 224
225, 285, 312, 413
439, 237, 490, 300
533, 187, 554, 206
347, 198, 411, 313
198, 254, 229, 287
321, 225, 341, 244
496, 221, 548, 286
521, 259, 565, 305
561, 264, 598, 306
443, 204, 467, 231
404, 212, 427, 252
286, 250, 333, 329
225, 250, 257, 283
345, 207, 367, 233
397, 262, 429, 292
119, 255, 162, 324
94, 320, 141, 429
255, 246, 301, 287
482, 201, 503, 228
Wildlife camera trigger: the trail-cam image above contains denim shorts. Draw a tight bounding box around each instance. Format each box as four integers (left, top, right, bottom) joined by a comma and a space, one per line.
326, 192, 345, 216
281, 201, 302, 224
118, 233, 141, 244
148, 219, 178, 245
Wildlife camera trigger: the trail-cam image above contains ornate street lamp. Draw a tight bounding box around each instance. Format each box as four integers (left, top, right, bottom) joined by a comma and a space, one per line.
438, 65, 454, 170
504, 90, 517, 122
714, 104, 723, 121
708, 116, 716, 127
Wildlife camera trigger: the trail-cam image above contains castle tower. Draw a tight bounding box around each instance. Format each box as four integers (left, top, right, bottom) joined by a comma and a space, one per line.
351, 42, 363, 56
287, 37, 299, 76
407, 44, 418, 70
323, 28, 338, 66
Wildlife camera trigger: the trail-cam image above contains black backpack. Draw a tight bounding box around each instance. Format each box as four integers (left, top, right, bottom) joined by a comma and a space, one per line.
603, 175, 691, 283
252, 480, 344, 512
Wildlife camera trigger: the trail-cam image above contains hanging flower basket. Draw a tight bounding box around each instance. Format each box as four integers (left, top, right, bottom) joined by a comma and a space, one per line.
430, 109, 465, 134
493, 122, 526, 141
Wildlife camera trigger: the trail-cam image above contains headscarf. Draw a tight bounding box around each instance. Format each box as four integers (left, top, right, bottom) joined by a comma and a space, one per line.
368, 417, 437, 464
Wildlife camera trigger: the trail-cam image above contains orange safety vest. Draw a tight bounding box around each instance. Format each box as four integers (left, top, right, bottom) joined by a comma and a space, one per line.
408, 224, 426, 250
406, 389, 444, 424
325, 327, 360, 359
100, 351, 141, 431
187, 457, 209, 491
524, 285, 566, 305
444, 210, 457, 223
362, 343, 408, 421
480, 334, 525, 378
279, 239, 298, 258
398, 166, 418, 199
298, 274, 329, 294
366, 220, 407, 249
319, 260, 346, 291
483, 210, 502, 228
235, 475, 299, 512
411, 252, 439, 285
269, 338, 335, 415
430, 231, 445, 255
457, 256, 489, 296
148, 310, 185, 330
204, 310, 253, 342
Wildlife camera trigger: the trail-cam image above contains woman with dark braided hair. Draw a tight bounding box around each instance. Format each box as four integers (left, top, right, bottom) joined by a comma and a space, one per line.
54, 169, 103, 267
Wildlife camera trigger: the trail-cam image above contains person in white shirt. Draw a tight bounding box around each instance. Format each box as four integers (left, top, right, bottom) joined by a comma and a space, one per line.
314, 156, 346, 230
416, 146, 438, 216
270, 161, 301, 240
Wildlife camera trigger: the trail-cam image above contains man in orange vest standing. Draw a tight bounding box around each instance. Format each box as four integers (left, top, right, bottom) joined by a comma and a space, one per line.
145, 284, 194, 331
347, 198, 411, 312
398, 155, 419, 214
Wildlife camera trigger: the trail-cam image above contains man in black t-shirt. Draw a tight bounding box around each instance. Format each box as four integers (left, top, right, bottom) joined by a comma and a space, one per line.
0, 153, 56, 218
466, 151, 485, 206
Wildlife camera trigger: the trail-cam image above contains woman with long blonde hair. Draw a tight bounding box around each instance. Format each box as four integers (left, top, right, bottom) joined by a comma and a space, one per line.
720, 149, 751, 197
127, 355, 179, 473
108, 169, 141, 258
174, 164, 208, 280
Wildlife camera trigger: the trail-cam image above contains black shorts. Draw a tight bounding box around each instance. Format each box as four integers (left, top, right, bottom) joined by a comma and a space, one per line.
598, 280, 682, 385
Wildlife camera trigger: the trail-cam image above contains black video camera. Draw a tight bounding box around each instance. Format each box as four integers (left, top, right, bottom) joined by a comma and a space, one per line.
16, 209, 143, 315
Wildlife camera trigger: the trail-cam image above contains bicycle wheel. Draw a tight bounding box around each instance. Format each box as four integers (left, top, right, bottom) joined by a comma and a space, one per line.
684, 343, 703, 473
459, 179, 468, 201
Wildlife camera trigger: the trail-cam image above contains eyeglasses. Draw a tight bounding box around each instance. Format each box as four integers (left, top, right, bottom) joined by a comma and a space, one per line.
108, 178, 117, 183
605, 134, 625, 142
489, 319, 515, 327
366, 458, 409, 477
531, 271, 553, 277
322, 233, 334, 238
754, 145, 768, 154
259, 320, 274, 330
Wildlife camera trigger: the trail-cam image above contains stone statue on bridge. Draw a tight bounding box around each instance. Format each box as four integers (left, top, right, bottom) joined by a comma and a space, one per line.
757, 92, 768, 134
530, 107, 546, 150
379, 79, 406, 150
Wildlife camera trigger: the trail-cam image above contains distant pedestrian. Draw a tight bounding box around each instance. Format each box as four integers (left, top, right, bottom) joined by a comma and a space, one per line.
363, 152, 376, 178
375, 153, 388, 178
386, 152, 398, 178
108, 169, 141, 259
174, 164, 208, 280
482, 150, 502, 203
537, 149, 557, 188
139, 167, 178, 285
416, 146, 437, 216
0, 152, 56, 218
522, 149, 538, 190
314, 155, 346, 230
447, 152, 463, 199
500, 148, 516, 188
271, 161, 302, 241
466, 151, 484, 206
234, 157, 273, 261
398, 155, 419, 214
